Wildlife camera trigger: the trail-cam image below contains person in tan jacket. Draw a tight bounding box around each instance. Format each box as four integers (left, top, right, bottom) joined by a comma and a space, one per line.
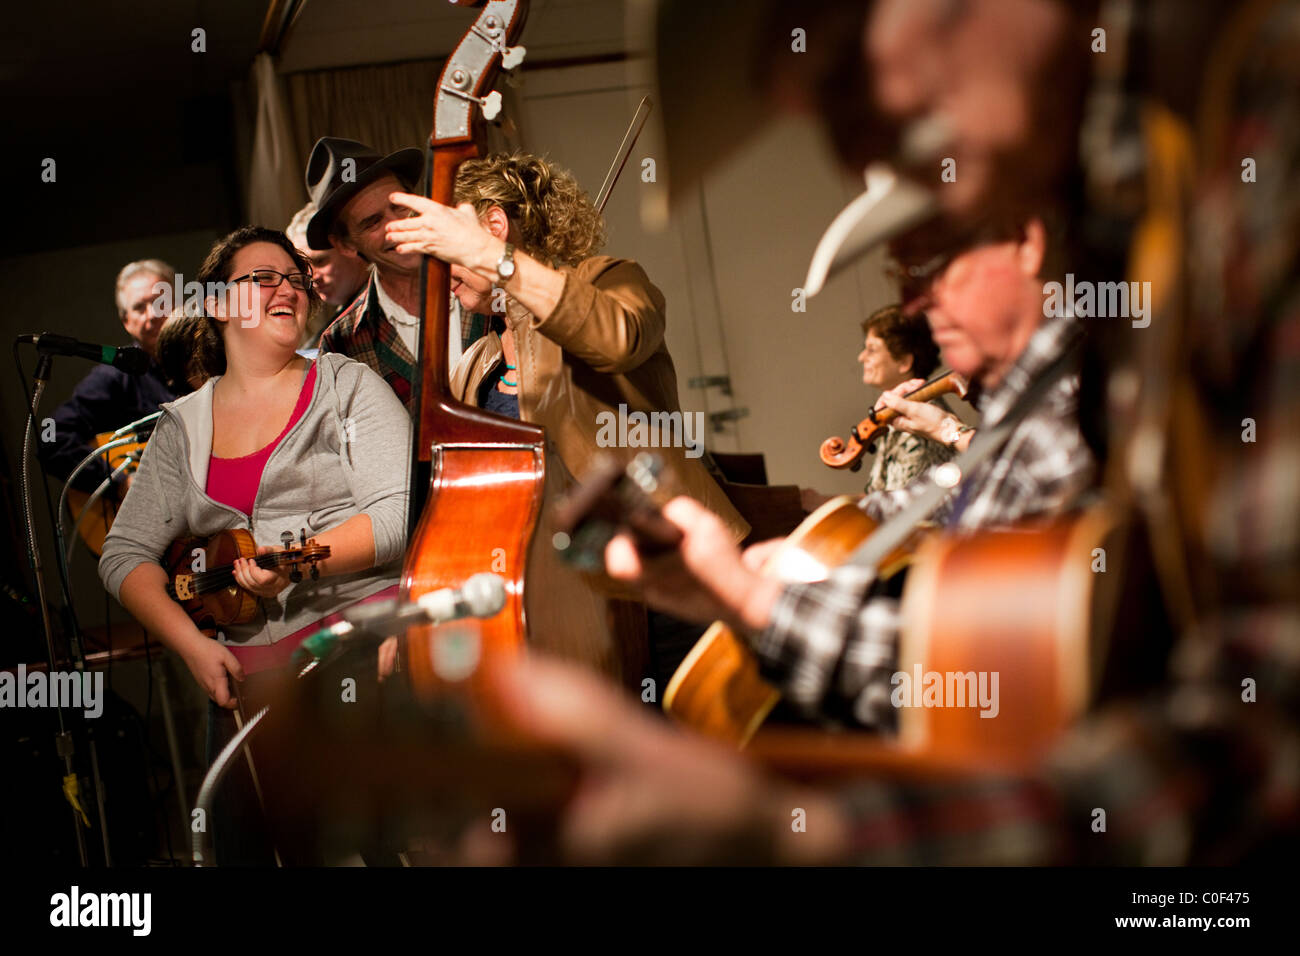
385, 151, 748, 687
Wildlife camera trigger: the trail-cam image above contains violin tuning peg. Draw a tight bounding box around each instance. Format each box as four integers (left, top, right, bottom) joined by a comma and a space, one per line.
280, 531, 293, 548
310, 564, 320, 581
501, 44, 526, 70
480, 90, 503, 121
290, 568, 303, 584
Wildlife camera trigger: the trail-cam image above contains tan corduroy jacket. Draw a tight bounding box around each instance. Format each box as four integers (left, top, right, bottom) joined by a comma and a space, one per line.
451, 255, 748, 542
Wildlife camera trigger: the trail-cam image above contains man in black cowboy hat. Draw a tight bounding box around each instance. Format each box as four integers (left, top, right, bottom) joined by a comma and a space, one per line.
306, 136, 486, 411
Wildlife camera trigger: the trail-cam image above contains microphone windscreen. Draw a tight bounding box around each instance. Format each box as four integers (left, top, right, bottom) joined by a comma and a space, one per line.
114, 347, 151, 375
462, 573, 507, 618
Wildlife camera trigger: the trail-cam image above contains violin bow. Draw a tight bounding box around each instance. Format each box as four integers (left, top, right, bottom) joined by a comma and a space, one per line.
594, 96, 653, 214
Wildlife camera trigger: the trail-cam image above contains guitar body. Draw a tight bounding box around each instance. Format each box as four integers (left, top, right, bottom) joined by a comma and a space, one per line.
65, 431, 148, 556
684, 505, 1127, 778
66, 488, 118, 558
664, 496, 913, 745
887, 508, 1119, 768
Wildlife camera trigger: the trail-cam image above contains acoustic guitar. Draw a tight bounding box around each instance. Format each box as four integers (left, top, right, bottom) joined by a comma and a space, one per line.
557, 453, 1130, 776
65, 428, 149, 556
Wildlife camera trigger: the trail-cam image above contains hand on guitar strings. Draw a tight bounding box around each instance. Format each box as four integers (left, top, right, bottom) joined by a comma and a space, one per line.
604, 496, 784, 634
231, 546, 293, 599
478, 652, 847, 865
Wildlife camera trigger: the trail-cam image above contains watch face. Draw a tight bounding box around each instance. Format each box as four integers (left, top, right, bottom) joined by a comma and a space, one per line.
499, 260, 515, 278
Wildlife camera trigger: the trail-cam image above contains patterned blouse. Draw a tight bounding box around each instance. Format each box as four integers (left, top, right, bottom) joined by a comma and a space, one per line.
862, 398, 957, 494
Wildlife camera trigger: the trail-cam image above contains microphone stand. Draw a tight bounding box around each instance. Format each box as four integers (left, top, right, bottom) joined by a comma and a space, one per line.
18, 351, 91, 865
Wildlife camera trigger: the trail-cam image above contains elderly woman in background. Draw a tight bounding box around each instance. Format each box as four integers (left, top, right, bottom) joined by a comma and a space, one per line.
802, 304, 963, 512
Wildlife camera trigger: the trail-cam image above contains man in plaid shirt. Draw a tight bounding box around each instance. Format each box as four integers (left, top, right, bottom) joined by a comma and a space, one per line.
470, 0, 1298, 866
303, 137, 489, 412
606, 210, 1096, 729
766, 259, 1094, 727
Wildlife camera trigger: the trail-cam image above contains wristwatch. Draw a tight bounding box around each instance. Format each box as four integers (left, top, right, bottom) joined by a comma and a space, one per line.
940, 417, 974, 448
495, 241, 516, 282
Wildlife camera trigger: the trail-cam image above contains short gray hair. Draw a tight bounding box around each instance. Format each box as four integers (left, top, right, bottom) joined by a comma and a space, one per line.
286, 202, 316, 249
115, 259, 176, 316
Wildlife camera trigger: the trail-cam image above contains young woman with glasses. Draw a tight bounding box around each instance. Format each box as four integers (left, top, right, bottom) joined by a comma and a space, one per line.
99, 226, 410, 864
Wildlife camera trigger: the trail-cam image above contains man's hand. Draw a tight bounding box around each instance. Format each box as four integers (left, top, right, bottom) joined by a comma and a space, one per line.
487, 653, 848, 865
604, 496, 783, 633
741, 536, 787, 572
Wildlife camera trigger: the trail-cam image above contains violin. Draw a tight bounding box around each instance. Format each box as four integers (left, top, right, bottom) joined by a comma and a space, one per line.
165, 528, 330, 630
819, 370, 969, 470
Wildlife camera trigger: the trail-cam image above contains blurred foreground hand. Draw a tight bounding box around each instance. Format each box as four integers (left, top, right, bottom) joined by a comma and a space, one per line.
478, 653, 849, 865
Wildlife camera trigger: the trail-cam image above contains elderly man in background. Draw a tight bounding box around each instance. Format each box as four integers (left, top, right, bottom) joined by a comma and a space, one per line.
38, 258, 183, 496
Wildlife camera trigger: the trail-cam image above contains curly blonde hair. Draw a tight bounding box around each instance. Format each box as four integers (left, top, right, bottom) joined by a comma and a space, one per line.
454, 152, 606, 267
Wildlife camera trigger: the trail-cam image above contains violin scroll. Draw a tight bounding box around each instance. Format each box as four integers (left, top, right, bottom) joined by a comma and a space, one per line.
819, 433, 866, 471
818, 371, 969, 473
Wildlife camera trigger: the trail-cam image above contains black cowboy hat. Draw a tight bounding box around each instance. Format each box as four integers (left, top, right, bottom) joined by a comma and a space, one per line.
304, 137, 424, 249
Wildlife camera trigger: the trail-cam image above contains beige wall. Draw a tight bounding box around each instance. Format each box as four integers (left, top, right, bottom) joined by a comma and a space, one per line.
515, 60, 972, 497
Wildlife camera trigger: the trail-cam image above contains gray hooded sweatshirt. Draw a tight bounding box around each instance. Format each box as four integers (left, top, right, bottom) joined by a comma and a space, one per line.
99, 352, 410, 647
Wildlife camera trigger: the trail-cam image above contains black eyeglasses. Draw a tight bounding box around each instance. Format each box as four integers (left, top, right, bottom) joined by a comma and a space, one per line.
229, 269, 313, 291
885, 253, 952, 311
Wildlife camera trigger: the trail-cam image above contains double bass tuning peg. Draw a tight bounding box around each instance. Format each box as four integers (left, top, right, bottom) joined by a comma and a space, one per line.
501, 44, 526, 70
478, 14, 526, 70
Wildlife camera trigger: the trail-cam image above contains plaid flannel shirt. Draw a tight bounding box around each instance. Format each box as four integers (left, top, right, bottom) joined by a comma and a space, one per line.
825, 0, 1300, 864
751, 311, 1095, 726
317, 271, 488, 413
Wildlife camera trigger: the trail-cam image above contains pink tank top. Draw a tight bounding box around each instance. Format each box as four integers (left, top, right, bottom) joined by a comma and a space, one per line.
207, 364, 317, 516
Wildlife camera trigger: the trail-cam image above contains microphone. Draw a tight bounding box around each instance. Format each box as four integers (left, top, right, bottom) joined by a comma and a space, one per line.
291, 573, 508, 672
21, 333, 151, 374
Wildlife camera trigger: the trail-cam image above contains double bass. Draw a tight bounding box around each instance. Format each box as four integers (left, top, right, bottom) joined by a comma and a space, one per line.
402, 0, 637, 699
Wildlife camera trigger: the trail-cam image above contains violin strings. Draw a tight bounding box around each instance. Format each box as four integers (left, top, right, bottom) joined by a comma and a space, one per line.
186, 553, 291, 592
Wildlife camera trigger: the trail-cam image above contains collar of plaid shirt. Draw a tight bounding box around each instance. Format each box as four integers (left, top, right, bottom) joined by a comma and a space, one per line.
972, 311, 1083, 428
332, 273, 491, 411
